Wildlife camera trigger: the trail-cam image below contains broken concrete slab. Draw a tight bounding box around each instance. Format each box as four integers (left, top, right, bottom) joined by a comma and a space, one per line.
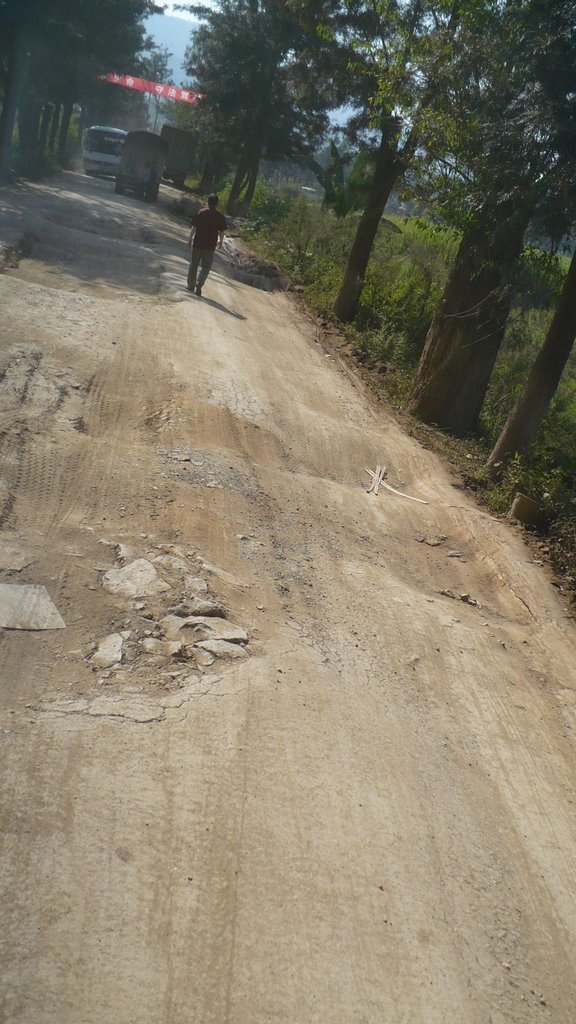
159, 613, 248, 644
168, 598, 225, 617
195, 639, 248, 659
0, 533, 32, 571
85, 697, 163, 723
190, 616, 248, 642
102, 559, 171, 598
185, 575, 209, 595
196, 558, 248, 589
152, 554, 190, 572
191, 647, 216, 667
0, 584, 65, 630
116, 543, 136, 564
91, 633, 124, 669
37, 672, 223, 723
142, 637, 183, 658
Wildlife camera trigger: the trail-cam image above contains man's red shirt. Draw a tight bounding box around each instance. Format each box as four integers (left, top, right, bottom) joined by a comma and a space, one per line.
192, 207, 227, 250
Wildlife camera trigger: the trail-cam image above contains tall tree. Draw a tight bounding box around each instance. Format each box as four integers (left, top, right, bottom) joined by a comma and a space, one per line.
407, 0, 576, 433
406, 200, 533, 432
0, 0, 40, 179
486, 250, 576, 476
331, 0, 462, 322
183, 0, 344, 214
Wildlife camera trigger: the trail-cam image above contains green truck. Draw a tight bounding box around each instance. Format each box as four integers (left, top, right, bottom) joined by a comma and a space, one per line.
114, 131, 168, 202
160, 125, 197, 189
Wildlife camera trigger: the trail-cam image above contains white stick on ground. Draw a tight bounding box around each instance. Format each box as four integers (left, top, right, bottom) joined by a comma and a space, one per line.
365, 468, 429, 504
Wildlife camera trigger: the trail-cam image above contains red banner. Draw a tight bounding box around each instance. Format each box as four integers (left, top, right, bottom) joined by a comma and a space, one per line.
98, 73, 206, 105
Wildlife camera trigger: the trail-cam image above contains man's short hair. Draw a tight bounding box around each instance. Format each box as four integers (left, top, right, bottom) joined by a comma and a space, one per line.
208, 193, 218, 207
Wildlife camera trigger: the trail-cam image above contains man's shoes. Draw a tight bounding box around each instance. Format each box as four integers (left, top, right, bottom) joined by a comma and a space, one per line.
195, 284, 202, 296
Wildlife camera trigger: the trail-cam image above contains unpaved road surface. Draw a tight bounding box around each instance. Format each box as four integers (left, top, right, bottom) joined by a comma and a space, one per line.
0, 172, 575, 1024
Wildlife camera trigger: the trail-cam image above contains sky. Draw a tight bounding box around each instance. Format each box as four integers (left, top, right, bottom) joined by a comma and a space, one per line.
144, 6, 200, 85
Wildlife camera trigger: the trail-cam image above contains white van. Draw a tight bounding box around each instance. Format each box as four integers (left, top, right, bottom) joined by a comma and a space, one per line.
83, 126, 127, 176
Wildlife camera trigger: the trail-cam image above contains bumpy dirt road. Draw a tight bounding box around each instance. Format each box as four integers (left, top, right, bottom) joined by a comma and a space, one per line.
0, 172, 575, 1024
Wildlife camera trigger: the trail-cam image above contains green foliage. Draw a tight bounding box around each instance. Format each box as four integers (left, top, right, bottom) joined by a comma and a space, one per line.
480, 248, 573, 439
358, 218, 457, 359
299, 139, 374, 218
244, 189, 457, 368
239, 179, 293, 229
253, 194, 340, 280
481, 309, 553, 433
514, 248, 566, 313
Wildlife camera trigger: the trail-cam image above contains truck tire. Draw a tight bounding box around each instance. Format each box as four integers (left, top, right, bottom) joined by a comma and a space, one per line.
114, 181, 124, 195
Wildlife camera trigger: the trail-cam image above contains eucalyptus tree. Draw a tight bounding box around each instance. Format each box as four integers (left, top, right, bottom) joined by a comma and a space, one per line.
486, 250, 576, 475
407, 0, 576, 434
331, 0, 462, 322
183, 0, 346, 215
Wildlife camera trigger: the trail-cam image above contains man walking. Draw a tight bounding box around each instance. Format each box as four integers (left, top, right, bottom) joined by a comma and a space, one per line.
187, 193, 227, 296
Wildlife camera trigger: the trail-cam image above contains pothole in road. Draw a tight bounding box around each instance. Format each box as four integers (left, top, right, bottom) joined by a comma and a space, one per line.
156, 446, 258, 501
70, 541, 254, 691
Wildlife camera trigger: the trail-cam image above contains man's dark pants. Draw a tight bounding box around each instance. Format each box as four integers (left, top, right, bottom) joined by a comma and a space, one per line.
187, 246, 215, 290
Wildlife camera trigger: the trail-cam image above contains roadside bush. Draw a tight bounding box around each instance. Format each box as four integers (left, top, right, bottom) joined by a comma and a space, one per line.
256, 198, 355, 297
247, 179, 294, 226
359, 233, 448, 362
249, 202, 458, 372
218, 178, 294, 231
514, 247, 566, 312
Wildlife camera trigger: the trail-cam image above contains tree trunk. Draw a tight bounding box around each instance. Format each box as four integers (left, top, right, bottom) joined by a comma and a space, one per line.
0, 25, 26, 182
58, 101, 73, 164
18, 95, 42, 171
37, 102, 53, 156
235, 150, 260, 216
199, 159, 220, 192
332, 131, 405, 322
49, 103, 61, 153
407, 206, 530, 435
226, 152, 250, 215
486, 250, 576, 476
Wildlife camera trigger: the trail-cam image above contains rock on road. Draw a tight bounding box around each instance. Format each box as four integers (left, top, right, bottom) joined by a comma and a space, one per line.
0, 172, 575, 1024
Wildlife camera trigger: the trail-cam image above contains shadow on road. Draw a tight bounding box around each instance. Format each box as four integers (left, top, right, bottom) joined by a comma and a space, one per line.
193, 294, 247, 320
0, 171, 285, 305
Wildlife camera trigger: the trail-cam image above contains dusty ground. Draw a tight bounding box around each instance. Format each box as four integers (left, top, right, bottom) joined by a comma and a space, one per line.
0, 171, 575, 1024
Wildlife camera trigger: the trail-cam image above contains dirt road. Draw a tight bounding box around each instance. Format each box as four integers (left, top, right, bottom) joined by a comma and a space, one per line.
0, 172, 575, 1024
